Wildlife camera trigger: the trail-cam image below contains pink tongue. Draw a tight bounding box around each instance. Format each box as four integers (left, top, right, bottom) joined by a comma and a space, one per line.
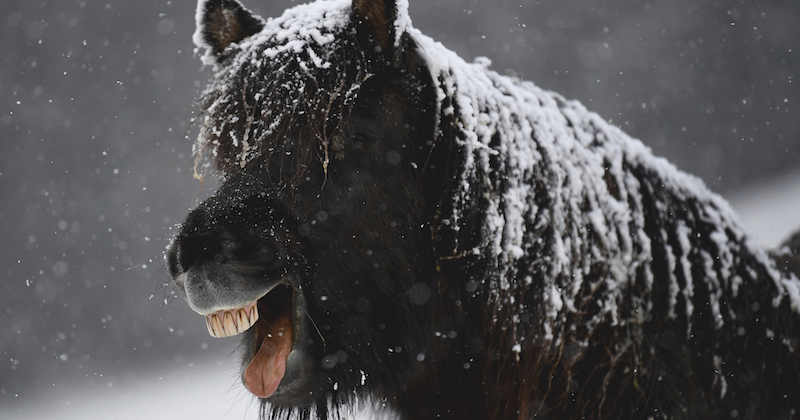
243, 311, 293, 398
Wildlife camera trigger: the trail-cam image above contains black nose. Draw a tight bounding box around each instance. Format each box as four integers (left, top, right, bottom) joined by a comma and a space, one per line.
169, 232, 219, 275
166, 208, 279, 281
167, 207, 216, 279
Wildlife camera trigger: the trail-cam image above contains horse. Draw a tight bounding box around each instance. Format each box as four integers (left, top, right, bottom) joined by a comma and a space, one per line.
166, 0, 800, 418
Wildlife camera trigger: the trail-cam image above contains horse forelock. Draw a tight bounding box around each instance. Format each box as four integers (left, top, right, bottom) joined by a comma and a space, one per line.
193, 0, 374, 185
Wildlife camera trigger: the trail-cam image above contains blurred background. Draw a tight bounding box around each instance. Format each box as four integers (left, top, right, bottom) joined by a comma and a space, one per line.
1, 0, 798, 418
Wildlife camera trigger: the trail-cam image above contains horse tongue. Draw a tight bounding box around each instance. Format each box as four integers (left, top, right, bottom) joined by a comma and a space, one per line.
243, 311, 293, 398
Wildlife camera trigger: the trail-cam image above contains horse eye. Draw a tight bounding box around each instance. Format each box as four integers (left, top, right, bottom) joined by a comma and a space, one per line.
257, 246, 276, 265
352, 131, 376, 148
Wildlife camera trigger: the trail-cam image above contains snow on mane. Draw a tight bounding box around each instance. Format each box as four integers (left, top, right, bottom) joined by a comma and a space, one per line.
192, 0, 800, 352
407, 26, 800, 339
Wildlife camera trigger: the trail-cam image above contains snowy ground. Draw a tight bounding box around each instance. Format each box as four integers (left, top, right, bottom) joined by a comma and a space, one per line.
0, 361, 262, 420
0, 361, 398, 420
726, 173, 800, 249
2, 174, 798, 420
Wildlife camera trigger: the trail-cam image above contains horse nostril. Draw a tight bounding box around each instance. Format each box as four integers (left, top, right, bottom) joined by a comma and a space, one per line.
177, 234, 219, 273
166, 240, 181, 279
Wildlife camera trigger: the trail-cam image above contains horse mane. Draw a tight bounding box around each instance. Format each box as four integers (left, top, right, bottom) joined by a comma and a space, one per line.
411, 26, 800, 416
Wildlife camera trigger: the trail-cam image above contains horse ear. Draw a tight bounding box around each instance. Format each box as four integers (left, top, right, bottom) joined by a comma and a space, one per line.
195, 0, 265, 57
351, 0, 400, 53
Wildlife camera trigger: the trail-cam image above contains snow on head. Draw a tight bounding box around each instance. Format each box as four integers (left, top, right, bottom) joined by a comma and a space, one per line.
237, 0, 348, 58
391, 0, 411, 47
192, 0, 363, 176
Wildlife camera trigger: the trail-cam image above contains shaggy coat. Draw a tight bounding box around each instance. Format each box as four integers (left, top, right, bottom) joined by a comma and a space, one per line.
167, 0, 800, 418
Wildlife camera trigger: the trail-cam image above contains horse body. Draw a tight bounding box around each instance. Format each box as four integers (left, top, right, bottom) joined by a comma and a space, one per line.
166, 0, 800, 418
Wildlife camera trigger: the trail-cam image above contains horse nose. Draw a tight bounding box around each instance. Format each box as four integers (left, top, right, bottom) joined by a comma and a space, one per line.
168, 232, 219, 275
166, 234, 216, 289
167, 207, 279, 282
167, 207, 219, 280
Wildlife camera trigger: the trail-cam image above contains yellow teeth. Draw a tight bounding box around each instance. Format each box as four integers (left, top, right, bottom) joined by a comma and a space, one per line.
205, 304, 259, 338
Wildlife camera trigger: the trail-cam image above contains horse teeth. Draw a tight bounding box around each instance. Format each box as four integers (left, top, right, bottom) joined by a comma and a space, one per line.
205, 313, 228, 338
236, 309, 248, 333
206, 315, 216, 337
237, 307, 258, 333
212, 313, 224, 338
205, 304, 260, 338
250, 305, 259, 324
223, 312, 237, 336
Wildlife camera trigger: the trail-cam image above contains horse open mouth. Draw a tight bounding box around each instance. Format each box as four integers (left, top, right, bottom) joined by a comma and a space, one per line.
203, 283, 297, 399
